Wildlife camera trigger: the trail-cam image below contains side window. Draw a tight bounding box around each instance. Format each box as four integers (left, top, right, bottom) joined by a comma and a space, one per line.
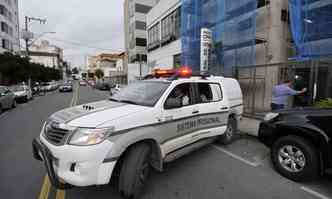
165, 83, 193, 108
197, 83, 223, 103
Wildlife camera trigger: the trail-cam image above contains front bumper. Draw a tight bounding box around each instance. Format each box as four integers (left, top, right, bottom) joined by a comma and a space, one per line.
15, 95, 28, 102
258, 121, 276, 147
32, 136, 116, 189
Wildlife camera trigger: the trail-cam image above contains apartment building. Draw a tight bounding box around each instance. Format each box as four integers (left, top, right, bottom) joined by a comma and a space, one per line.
29, 40, 64, 69
0, 0, 19, 53
147, 0, 181, 69
124, 0, 157, 63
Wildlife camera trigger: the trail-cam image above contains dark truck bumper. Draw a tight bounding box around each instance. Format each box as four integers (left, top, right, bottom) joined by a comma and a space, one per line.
32, 138, 73, 189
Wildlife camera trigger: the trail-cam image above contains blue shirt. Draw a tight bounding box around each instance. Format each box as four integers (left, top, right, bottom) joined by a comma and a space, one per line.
272, 84, 299, 105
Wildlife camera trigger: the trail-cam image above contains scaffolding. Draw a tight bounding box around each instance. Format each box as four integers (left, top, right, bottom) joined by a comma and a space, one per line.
181, 0, 258, 76
289, 0, 332, 59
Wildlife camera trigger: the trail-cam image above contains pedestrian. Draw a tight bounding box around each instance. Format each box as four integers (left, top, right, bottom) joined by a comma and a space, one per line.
271, 80, 307, 111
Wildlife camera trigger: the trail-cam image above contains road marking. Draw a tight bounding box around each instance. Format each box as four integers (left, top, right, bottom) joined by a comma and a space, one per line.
300, 186, 331, 199
212, 145, 261, 167
38, 82, 79, 199
38, 175, 51, 199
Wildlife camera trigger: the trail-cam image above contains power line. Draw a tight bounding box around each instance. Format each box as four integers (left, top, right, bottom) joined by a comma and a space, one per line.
44, 36, 123, 52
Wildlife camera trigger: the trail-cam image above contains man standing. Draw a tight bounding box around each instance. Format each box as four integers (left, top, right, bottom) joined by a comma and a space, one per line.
271, 80, 307, 111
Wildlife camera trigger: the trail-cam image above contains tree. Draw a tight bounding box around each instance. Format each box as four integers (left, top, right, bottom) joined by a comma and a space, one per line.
72, 67, 79, 74
0, 52, 62, 85
95, 69, 104, 80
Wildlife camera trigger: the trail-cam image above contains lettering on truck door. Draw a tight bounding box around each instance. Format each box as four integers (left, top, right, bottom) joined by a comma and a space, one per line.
194, 82, 229, 139
160, 83, 201, 154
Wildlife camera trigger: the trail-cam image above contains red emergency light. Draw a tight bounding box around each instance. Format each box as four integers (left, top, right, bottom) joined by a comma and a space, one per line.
152, 66, 193, 78
176, 66, 192, 78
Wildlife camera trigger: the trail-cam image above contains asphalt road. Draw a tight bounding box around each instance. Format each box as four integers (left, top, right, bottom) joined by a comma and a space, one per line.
0, 84, 331, 199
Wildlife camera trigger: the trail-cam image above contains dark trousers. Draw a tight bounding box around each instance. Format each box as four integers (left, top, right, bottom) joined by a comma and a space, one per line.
271, 103, 284, 111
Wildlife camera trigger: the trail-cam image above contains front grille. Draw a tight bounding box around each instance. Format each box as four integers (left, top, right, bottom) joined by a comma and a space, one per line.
44, 122, 69, 146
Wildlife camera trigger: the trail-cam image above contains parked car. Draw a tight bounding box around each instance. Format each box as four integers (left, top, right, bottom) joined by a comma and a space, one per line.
110, 84, 123, 96
40, 82, 53, 92
259, 108, 332, 182
59, 83, 73, 92
0, 86, 16, 113
79, 80, 87, 86
88, 80, 96, 87
10, 85, 33, 103
95, 82, 112, 91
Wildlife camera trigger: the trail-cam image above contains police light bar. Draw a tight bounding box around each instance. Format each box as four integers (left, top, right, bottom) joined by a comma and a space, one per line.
153, 67, 193, 78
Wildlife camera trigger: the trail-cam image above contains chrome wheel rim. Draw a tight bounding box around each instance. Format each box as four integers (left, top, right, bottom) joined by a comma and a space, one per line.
278, 145, 306, 173
225, 123, 233, 139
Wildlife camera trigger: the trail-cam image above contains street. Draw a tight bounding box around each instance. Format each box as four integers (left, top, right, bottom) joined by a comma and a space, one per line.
0, 84, 331, 199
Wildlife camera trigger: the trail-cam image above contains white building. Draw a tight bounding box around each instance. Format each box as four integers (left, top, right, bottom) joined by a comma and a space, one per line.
124, 0, 157, 63
0, 0, 20, 53
29, 40, 64, 69
147, 0, 181, 70
88, 53, 127, 84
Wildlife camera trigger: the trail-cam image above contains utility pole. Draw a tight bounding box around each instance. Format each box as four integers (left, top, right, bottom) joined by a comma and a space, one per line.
24, 16, 46, 57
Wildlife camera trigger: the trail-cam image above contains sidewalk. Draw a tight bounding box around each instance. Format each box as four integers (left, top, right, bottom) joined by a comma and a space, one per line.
238, 117, 261, 137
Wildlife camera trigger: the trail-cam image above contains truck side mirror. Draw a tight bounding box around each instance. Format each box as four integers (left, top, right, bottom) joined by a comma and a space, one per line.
164, 98, 182, 109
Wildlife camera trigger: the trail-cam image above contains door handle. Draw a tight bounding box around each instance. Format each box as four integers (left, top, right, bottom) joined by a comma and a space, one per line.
192, 110, 199, 114
220, 107, 228, 110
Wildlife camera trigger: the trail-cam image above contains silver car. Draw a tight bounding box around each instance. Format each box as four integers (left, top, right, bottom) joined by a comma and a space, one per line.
0, 86, 16, 114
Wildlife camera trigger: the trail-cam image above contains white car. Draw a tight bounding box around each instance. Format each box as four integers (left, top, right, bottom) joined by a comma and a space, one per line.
10, 85, 33, 103
33, 68, 243, 198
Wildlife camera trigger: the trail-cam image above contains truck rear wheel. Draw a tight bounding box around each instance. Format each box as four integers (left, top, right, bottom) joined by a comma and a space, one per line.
271, 135, 319, 182
218, 117, 237, 145
119, 144, 151, 199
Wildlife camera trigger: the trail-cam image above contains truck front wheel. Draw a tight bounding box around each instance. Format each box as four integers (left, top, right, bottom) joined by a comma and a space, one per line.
119, 143, 151, 199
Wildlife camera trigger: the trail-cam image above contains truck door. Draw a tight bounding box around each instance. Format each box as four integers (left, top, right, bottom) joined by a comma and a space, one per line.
194, 82, 229, 138
161, 83, 200, 154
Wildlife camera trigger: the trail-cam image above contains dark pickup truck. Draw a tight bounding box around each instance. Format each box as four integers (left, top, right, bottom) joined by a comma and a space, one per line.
258, 108, 332, 181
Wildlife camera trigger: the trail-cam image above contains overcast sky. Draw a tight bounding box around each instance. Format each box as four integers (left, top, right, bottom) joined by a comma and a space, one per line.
19, 0, 124, 68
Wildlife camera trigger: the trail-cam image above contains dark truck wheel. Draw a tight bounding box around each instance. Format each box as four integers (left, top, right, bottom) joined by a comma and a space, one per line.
11, 100, 16, 108
271, 135, 319, 182
119, 144, 151, 199
219, 117, 237, 145
0, 104, 3, 114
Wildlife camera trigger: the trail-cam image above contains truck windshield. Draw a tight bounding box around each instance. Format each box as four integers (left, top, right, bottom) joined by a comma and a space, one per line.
110, 81, 170, 107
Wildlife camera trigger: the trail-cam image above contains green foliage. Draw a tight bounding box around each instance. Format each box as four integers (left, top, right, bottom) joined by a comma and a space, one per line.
71, 67, 79, 74
95, 69, 104, 79
315, 98, 332, 108
0, 52, 62, 85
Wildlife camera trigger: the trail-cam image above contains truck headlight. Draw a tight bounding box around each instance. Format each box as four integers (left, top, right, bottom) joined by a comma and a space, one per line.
69, 127, 114, 146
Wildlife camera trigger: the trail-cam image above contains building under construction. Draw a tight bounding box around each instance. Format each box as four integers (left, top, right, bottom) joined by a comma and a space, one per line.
180, 0, 332, 115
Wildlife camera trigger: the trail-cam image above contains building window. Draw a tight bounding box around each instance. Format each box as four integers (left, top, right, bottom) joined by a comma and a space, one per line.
2, 39, 11, 50
135, 21, 146, 30
148, 22, 160, 51
161, 7, 181, 45
136, 38, 147, 47
135, 3, 152, 14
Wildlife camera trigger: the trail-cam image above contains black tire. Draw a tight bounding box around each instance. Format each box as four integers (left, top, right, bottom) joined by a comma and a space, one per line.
119, 144, 151, 199
11, 100, 16, 108
0, 104, 3, 114
271, 135, 319, 182
24, 96, 28, 103
218, 117, 237, 145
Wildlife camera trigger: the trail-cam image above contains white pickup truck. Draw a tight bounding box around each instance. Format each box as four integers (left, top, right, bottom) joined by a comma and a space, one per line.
33, 68, 243, 198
